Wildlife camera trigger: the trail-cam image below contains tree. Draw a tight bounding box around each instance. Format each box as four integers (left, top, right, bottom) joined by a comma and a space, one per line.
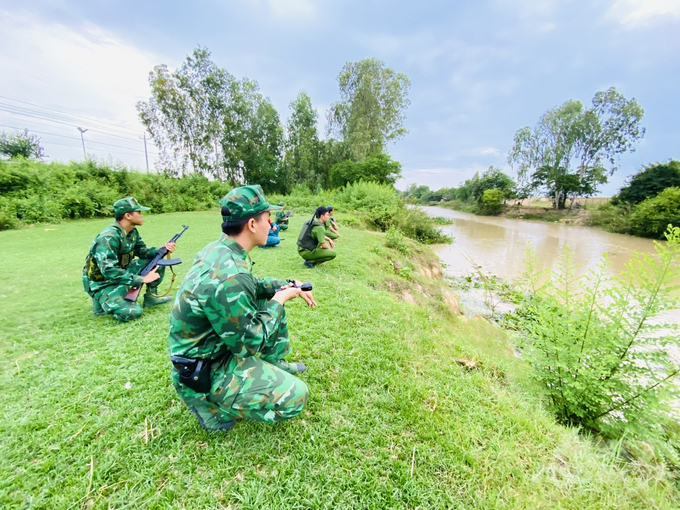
283, 92, 321, 191
508, 87, 645, 209
327, 58, 411, 161
613, 160, 680, 206
0, 130, 45, 160
137, 46, 284, 188
457, 166, 516, 204
329, 153, 402, 189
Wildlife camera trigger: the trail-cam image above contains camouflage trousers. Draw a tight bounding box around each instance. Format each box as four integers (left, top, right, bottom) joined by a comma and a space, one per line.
172, 309, 308, 430
91, 259, 166, 322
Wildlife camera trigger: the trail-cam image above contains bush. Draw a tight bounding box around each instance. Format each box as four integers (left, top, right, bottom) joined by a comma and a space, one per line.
629, 187, 680, 239
479, 189, 504, 215
0, 159, 232, 230
385, 226, 408, 254
335, 181, 400, 230
511, 226, 680, 440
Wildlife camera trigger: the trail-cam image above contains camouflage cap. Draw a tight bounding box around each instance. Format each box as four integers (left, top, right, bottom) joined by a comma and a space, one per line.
113, 197, 150, 215
219, 185, 281, 222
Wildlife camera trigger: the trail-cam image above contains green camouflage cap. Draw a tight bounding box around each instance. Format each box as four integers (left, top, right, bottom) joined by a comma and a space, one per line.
219, 185, 281, 222
113, 196, 150, 215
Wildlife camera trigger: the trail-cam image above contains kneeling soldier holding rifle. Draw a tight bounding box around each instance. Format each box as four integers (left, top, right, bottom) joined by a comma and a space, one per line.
82, 197, 179, 322
168, 185, 315, 432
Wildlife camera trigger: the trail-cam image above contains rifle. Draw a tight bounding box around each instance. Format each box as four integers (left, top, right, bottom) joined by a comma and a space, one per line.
282, 207, 294, 220
124, 225, 189, 302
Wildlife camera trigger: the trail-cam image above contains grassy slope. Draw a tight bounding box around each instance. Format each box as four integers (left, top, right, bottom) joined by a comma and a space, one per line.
0, 211, 677, 509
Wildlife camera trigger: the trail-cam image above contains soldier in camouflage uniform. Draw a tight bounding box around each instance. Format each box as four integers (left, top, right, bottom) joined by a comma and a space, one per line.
274, 202, 290, 230
82, 197, 176, 322
168, 185, 316, 432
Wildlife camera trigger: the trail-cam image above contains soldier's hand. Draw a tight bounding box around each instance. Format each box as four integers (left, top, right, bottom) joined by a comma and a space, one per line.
329, 239, 335, 249
165, 242, 177, 253
142, 266, 161, 284
272, 285, 301, 305
291, 280, 317, 308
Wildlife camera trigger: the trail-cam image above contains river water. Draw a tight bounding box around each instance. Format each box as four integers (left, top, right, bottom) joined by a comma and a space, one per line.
421, 205, 679, 324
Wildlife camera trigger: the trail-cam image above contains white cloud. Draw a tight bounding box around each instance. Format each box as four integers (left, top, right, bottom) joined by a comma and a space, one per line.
607, 0, 680, 27
0, 9, 165, 166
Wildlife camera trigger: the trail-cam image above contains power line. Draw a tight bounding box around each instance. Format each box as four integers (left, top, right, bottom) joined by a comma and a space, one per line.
41, 139, 156, 159
0, 95, 144, 136
0, 104, 145, 143
0, 124, 159, 156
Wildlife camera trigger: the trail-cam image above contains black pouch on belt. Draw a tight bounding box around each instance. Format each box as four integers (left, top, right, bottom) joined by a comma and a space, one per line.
171, 355, 212, 393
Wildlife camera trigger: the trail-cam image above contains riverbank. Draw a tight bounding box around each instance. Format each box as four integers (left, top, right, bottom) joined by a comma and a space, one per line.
1, 212, 678, 508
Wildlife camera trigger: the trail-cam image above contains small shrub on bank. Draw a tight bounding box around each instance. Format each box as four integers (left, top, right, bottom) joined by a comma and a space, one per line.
510, 226, 680, 443
385, 226, 408, 254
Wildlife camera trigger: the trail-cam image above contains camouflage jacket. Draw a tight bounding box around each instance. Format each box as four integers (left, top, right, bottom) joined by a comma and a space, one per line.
168, 234, 288, 361
82, 222, 158, 294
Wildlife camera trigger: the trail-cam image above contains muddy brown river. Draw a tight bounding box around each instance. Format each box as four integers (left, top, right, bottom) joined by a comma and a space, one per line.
421, 205, 680, 324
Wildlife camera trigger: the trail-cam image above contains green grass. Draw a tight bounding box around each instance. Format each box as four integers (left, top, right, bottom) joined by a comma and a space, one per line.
1, 212, 678, 509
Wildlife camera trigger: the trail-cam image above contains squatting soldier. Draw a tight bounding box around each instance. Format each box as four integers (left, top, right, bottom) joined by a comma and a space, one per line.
275, 202, 290, 230
168, 185, 315, 432
297, 206, 337, 268
82, 197, 175, 322
325, 205, 340, 240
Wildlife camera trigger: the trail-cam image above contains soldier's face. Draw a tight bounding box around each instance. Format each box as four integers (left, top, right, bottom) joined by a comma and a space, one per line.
126, 211, 143, 226
253, 212, 270, 245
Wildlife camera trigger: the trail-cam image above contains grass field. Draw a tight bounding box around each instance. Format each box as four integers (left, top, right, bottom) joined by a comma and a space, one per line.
1, 211, 678, 509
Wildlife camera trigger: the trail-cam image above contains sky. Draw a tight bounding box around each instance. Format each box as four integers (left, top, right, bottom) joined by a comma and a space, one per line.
0, 0, 679, 195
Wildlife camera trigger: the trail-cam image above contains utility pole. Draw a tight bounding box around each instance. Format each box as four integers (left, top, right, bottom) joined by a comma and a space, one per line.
77, 127, 88, 157
140, 133, 150, 172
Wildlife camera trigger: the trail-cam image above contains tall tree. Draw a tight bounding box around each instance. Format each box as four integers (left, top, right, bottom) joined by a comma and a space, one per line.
508, 87, 645, 209
327, 58, 410, 161
284, 92, 321, 191
137, 46, 284, 188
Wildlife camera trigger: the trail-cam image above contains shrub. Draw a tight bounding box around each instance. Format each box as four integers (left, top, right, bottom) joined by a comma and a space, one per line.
0, 159, 231, 230
385, 226, 408, 254
335, 181, 399, 230
511, 226, 680, 439
479, 188, 504, 215
629, 187, 680, 239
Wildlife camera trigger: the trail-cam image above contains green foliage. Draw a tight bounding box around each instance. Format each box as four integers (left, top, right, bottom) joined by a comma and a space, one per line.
0, 159, 230, 230
392, 206, 452, 244
329, 153, 402, 188
511, 226, 680, 440
0, 129, 45, 160
327, 58, 411, 160
137, 46, 283, 189
509, 87, 645, 209
385, 225, 408, 254
613, 160, 680, 206
283, 92, 322, 191
480, 188, 505, 215
629, 187, 680, 239
587, 201, 634, 233
335, 180, 400, 230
